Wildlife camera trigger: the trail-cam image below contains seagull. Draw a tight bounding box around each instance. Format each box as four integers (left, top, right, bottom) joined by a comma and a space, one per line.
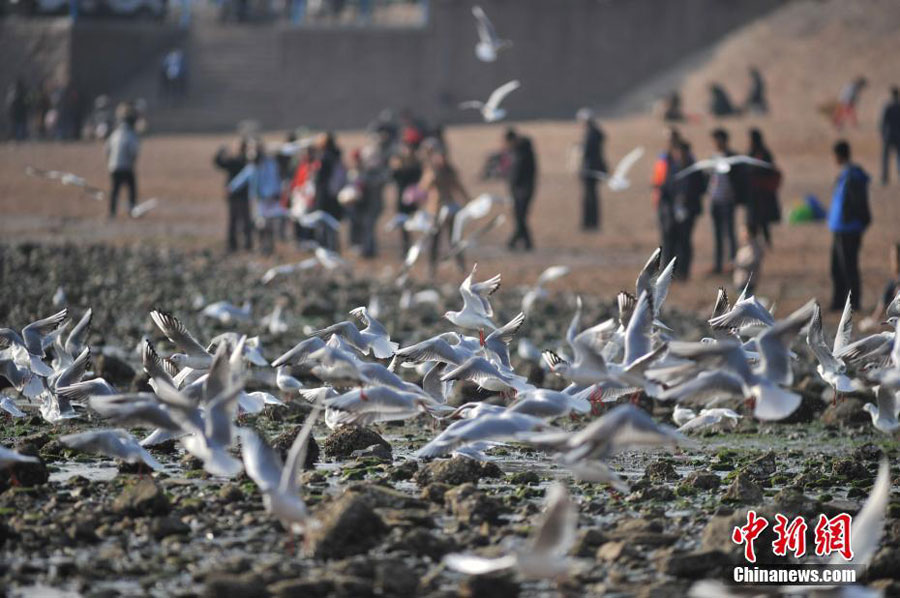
415, 410, 548, 459
261, 259, 321, 284
806, 300, 858, 396
89, 393, 181, 431
584, 146, 645, 191
863, 386, 899, 433
444, 264, 501, 333
261, 302, 289, 335
471, 5, 512, 63
708, 291, 775, 333
526, 404, 686, 491
459, 80, 521, 123
674, 154, 773, 180
200, 300, 252, 324
676, 408, 741, 433
240, 406, 320, 535
508, 388, 591, 419
0, 308, 68, 377
311, 307, 398, 359
271, 337, 327, 368
672, 405, 696, 426
522, 266, 570, 315
60, 429, 163, 470
294, 210, 341, 232
130, 197, 159, 218
323, 386, 442, 429
150, 310, 213, 370
441, 355, 533, 394
0, 395, 25, 418
153, 375, 244, 477
445, 483, 577, 579
451, 193, 509, 245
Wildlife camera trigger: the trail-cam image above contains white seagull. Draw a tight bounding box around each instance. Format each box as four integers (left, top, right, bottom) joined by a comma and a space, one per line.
471, 5, 512, 63
459, 80, 521, 123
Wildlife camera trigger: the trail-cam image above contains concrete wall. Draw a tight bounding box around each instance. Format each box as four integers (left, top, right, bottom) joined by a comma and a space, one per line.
0, 18, 182, 133
68, 21, 185, 102
276, 0, 783, 130
1, 0, 782, 133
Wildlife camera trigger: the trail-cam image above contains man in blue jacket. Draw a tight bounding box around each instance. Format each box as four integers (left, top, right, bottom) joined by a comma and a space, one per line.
828, 140, 871, 311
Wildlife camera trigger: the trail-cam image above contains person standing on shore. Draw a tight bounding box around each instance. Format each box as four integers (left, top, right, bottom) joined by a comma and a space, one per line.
577, 108, 606, 231
505, 128, 537, 251
705, 128, 747, 275
880, 87, 900, 185
828, 140, 871, 311
105, 103, 140, 218
214, 137, 252, 252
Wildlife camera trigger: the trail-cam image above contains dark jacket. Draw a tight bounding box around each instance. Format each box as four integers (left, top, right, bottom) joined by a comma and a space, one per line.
314, 147, 343, 219
659, 152, 706, 225
722, 150, 750, 206
881, 101, 900, 142
509, 136, 537, 191
214, 149, 248, 200
828, 164, 871, 234
748, 146, 781, 224
581, 123, 606, 177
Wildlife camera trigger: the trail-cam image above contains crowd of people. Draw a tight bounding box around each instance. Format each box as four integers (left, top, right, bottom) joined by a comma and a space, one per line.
5, 77, 85, 141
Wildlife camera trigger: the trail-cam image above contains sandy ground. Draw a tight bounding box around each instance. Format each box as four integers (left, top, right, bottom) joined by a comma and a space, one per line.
1, 0, 899, 319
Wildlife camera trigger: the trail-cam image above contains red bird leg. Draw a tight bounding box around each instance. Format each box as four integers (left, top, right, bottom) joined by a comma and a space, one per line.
479, 329, 486, 347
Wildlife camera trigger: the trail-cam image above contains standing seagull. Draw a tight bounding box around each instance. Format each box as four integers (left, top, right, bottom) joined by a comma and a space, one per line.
471, 6, 512, 62
460, 80, 521, 123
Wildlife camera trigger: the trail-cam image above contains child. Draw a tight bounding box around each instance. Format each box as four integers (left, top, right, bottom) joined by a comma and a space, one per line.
733, 224, 763, 295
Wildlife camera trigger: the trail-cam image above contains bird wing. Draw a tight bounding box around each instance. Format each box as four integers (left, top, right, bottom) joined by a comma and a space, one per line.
653, 257, 676, 316
485, 80, 521, 112
565, 296, 583, 350
22, 308, 68, 355
150, 310, 209, 358
471, 5, 498, 45
444, 553, 517, 575
205, 385, 242, 448
831, 459, 890, 569
451, 194, 493, 244
624, 291, 654, 367
535, 265, 570, 289
486, 312, 526, 346
310, 321, 366, 352
756, 300, 815, 386
64, 308, 92, 357
441, 356, 506, 388
807, 302, 844, 372
711, 287, 730, 320
708, 297, 775, 330
726, 155, 774, 169
280, 405, 321, 493
271, 337, 327, 367
529, 483, 578, 557
55, 347, 91, 389
658, 369, 745, 402
635, 247, 661, 298
239, 428, 284, 493
458, 100, 484, 111
833, 293, 854, 355
612, 146, 645, 180
672, 160, 714, 180
396, 337, 466, 365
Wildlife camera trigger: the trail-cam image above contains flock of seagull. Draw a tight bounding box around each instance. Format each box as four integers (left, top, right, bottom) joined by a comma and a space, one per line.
1, 245, 898, 585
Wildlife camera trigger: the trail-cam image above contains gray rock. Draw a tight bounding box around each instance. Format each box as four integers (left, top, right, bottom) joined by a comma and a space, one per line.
307, 493, 388, 560
414, 457, 503, 487
323, 427, 391, 460
204, 573, 269, 598
112, 479, 171, 517
723, 472, 763, 504
151, 516, 190, 540
662, 549, 730, 578
444, 483, 503, 525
